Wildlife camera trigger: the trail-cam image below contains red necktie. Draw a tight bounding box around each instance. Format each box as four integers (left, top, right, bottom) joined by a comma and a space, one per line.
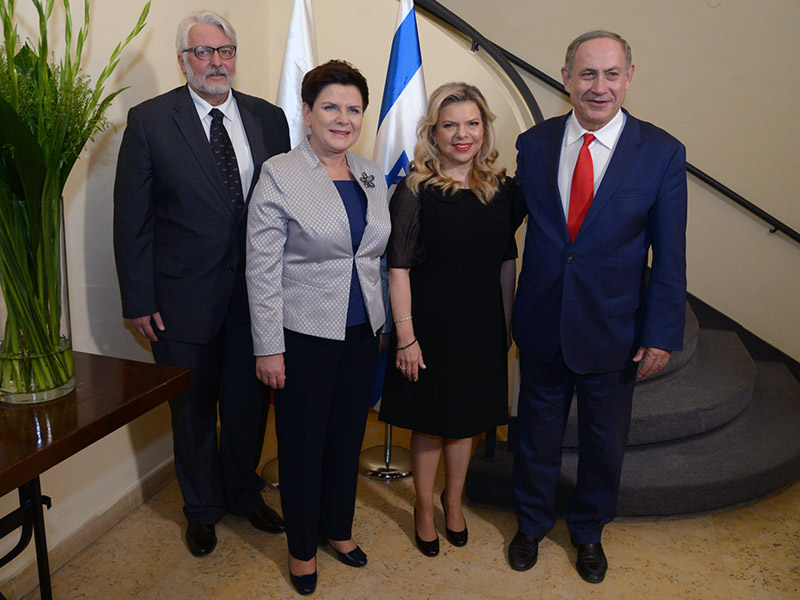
567, 133, 595, 242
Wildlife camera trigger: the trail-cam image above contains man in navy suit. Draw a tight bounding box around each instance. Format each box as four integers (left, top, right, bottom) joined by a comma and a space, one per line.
509, 30, 687, 583
114, 11, 290, 556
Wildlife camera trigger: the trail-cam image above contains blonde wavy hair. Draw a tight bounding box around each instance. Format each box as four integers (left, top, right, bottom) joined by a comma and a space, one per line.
406, 82, 505, 204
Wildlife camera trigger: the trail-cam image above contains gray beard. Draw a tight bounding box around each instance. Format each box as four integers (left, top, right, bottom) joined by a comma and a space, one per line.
185, 65, 235, 97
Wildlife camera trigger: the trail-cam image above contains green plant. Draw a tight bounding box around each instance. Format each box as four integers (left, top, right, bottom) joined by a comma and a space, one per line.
0, 0, 150, 396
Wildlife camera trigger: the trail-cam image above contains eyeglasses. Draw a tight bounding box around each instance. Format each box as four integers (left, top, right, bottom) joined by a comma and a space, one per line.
181, 45, 237, 60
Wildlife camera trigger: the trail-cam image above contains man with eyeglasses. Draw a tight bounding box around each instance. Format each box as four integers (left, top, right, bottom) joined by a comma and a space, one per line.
114, 11, 290, 557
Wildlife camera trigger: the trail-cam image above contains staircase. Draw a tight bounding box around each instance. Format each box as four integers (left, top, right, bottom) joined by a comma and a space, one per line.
465, 302, 800, 516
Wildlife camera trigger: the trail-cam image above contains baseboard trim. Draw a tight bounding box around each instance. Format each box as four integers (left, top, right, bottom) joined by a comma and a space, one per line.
0, 460, 175, 600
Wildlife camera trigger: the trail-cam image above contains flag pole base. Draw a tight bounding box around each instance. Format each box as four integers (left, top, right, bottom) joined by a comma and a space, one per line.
359, 445, 412, 479
359, 423, 412, 479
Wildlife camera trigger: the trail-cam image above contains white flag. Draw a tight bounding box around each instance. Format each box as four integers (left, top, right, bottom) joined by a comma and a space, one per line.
277, 0, 318, 148
372, 0, 427, 197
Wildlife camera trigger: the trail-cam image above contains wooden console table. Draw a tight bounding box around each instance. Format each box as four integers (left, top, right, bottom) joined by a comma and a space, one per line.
0, 352, 190, 600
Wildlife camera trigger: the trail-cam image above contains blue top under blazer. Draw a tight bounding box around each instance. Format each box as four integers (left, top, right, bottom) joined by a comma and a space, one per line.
246, 137, 391, 356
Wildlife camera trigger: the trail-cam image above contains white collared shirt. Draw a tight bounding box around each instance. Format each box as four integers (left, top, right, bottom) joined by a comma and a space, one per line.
557, 109, 626, 218
187, 86, 255, 199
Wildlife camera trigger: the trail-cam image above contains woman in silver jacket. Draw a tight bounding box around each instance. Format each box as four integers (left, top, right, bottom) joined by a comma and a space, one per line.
246, 60, 390, 596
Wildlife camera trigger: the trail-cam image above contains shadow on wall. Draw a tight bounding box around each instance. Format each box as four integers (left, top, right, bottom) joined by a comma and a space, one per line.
81, 33, 174, 478
83, 32, 156, 361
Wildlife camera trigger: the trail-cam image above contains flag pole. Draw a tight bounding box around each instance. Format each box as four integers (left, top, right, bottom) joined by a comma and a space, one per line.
359, 0, 426, 481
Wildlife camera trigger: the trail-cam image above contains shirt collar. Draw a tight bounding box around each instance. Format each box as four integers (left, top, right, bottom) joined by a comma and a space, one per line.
187, 85, 235, 120
566, 109, 626, 149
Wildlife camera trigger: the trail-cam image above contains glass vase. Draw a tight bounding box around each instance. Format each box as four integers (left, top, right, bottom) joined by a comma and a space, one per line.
0, 196, 75, 404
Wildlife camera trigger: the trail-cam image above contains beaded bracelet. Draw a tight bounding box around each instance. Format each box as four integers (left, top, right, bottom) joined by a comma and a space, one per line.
393, 315, 413, 323
396, 338, 418, 351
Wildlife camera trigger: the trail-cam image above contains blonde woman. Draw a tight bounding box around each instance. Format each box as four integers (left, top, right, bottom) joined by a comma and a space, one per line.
380, 83, 517, 556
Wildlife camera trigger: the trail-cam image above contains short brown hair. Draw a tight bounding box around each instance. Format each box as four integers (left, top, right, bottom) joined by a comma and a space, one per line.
301, 60, 369, 110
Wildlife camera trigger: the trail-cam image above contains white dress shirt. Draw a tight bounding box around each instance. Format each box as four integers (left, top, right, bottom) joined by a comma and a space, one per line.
557, 109, 626, 218
187, 86, 255, 198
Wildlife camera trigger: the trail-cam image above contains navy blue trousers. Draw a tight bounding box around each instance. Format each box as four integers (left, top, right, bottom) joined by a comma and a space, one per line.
512, 348, 636, 543
275, 324, 378, 561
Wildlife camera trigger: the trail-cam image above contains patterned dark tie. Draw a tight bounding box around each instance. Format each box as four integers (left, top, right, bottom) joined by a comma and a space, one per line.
209, 108, 244, 212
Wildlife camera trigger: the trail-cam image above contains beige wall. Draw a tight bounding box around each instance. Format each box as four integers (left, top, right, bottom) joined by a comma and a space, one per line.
2, 0, 798, 591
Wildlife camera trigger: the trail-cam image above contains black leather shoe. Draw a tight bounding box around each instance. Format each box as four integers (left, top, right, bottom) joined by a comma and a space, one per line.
247, 504, 285, 533
330, 543, 368, 567
508, 530, 539, 571
186, 523, 216, 557
414, 509, 439, 557
440, 491, 468, 546
571, 536, 608, 583
289, 571, 317, 595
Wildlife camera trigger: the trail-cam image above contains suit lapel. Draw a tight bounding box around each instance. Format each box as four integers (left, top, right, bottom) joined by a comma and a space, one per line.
299, 140, 352, 251
347, 153, 384, 257
576, 111, 641, 239
172, 86, 232, 212
545, 116, 569, 241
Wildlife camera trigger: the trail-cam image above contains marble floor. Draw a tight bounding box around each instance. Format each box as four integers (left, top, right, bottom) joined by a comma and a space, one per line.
20, 413, 800, 599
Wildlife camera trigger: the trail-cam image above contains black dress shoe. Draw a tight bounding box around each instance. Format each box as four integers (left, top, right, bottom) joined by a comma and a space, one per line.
508, 530, 539, 571
440, 491, 468, 546
186, 523, 216, 557
246, 504, 285, 534
289, 571, 317, 595
414, 509, 439, 557
571, 536, 608, 583
330, 543, 368, 567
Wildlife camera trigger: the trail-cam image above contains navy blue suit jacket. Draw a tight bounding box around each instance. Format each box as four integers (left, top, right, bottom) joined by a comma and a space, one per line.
114, 86, 290, 344
512, 109, 687, 374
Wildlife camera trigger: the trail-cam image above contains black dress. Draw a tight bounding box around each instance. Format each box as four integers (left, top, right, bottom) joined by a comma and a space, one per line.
379, 177, 517, 439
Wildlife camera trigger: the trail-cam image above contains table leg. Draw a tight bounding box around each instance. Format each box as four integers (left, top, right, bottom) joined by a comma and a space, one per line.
20, 478, 53, 600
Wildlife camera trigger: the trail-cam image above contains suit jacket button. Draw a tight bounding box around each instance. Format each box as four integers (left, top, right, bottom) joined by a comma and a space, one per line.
228, 266, 235, 273
566, 255, 575, 263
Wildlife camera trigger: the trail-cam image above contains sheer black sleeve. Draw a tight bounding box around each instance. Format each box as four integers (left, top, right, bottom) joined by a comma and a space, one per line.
387, 178, 426, 268
499, 177, 519, 261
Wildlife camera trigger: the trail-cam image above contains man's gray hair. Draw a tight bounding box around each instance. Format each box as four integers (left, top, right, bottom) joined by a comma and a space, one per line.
176, 11, 237, 53
564, 30, 631, 74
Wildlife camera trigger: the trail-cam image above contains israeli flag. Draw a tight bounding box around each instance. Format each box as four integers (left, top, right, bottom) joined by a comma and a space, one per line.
372, 0, 427, 196
370, 0, 427, 410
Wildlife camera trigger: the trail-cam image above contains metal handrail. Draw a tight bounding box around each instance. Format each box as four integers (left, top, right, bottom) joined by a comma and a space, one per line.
414, 0, 800, 246
413, 0, 543, 123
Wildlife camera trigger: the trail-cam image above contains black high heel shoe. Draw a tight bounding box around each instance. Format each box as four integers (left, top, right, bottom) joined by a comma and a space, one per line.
440, 491, 468, 547
317, 535, 367, 567
289, 561, 317, 596
413, 508, 439, 557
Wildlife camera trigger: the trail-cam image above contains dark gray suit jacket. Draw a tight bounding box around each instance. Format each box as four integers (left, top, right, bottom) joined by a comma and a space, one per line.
114, 85, 290, 343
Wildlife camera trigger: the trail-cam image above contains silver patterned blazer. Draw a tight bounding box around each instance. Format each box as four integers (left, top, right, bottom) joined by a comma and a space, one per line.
246, 137, 391, 356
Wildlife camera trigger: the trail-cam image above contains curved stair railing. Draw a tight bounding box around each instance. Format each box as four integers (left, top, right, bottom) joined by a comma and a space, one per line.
414, 0, 800, 246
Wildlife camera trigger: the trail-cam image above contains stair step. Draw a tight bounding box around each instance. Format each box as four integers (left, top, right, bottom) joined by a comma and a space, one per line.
563, 329, 755, 447
466, 361, 800, 516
